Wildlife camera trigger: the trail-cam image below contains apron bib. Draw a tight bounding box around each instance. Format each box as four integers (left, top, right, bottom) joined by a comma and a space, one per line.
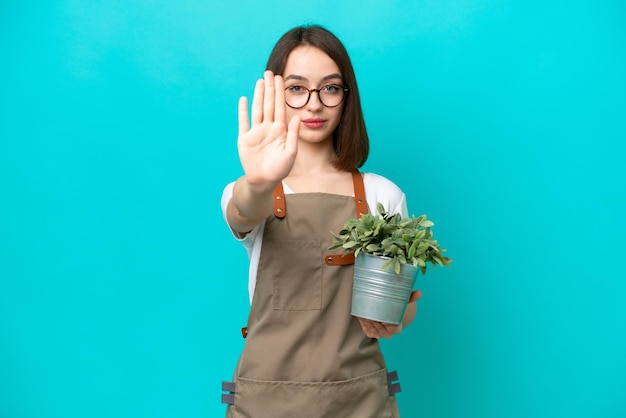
225, 173, 400, 418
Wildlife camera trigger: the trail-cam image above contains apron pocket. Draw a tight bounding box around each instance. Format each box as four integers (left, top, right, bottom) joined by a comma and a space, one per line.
319, 369, 398, 418
229, 370, 398, 418
265, 239, 322, 311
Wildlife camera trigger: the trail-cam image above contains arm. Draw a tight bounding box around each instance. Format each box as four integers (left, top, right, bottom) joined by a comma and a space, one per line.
226, 175, 278, 236
227, 71, 300, 235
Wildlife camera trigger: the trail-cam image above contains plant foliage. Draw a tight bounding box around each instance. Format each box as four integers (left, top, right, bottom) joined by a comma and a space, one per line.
329, 203, 453, 275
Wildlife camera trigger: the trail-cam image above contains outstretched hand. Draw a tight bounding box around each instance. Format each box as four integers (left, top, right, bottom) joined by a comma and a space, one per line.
237, 71, 300, 191
358, 290, 423, 339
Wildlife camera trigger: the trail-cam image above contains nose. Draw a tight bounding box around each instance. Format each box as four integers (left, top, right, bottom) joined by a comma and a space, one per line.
306, 89, 324, 111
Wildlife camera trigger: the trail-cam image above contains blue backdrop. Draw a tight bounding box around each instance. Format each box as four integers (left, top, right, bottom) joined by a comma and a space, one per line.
1, 1, 625, 417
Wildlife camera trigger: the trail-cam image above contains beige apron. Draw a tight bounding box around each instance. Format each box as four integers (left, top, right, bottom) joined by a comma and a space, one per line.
223, 172, 400, 418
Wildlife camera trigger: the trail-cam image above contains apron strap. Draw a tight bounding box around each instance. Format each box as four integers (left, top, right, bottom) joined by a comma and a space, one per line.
326, 171, 368, 266
325, 253, 355, 266
351, 171, 368, 219
273, 182, 286, 218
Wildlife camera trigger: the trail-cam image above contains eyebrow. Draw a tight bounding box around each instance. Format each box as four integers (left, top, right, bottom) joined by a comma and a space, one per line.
284, 73, 343, 83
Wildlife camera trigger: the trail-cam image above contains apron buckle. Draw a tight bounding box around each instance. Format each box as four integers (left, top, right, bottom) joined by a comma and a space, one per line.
221, 381, 236, 405
387, 371, 401, 396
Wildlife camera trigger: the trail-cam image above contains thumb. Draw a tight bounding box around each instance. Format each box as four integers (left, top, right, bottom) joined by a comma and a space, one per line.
408, 290, 423, 304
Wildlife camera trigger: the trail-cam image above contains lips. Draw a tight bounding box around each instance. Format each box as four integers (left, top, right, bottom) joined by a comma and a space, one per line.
302, 118, 326, 129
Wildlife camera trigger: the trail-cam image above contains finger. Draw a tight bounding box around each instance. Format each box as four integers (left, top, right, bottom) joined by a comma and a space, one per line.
238, 96, 249, 136
408, 290, 423, 303
284, 115, 300, 155
263, 70, 275, 123
375, 322, 392, 339
274, 75, 286, 125
383, 322, 403, 337
250, 78, 264, 127
358, 317, 377, 339
367, 319, 388, 339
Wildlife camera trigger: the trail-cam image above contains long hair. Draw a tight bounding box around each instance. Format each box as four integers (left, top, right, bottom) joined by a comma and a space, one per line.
266, 25, 369, 171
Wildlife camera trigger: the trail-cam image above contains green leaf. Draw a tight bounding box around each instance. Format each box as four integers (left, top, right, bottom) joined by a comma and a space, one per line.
328, 242, 343, 250
381, 258, 394, 271
415, 242, 429, 256
399, 219, 413, 229
381, 237, 393, 247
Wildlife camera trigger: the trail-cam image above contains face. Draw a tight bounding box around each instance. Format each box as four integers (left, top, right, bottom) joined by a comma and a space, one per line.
282, 46, 345, 144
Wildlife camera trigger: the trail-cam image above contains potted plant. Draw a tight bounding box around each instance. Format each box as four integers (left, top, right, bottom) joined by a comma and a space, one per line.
329, 203, 452, 324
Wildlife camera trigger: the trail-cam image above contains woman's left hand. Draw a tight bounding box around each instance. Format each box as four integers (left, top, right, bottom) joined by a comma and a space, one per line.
357, 317, 403, 339
357, 290, 422, 339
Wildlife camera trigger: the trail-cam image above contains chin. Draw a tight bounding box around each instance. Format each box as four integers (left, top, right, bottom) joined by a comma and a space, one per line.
298, 129, 330, 141
299, 134, 333, 145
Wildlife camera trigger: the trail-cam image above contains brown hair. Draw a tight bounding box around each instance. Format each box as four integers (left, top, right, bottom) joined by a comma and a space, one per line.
266, 25, 369, 171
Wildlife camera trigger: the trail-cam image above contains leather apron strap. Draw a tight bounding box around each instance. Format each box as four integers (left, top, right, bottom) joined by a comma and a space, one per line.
327, 171, 367, 265
273, 182, 286, 219
351, 171, 368, 219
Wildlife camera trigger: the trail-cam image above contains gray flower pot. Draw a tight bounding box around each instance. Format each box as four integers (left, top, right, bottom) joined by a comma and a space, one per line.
351, 253, 418, 325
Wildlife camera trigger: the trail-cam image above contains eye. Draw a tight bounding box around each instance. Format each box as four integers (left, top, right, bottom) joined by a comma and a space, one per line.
322, 84, 342, 94
286, 85, 307, 94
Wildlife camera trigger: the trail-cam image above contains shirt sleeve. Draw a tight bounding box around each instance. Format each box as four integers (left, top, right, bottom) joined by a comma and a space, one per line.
220, 181, 262, 252
363, 172, 409, 218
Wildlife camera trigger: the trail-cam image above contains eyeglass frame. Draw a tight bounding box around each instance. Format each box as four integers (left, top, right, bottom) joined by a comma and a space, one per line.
284, 84, 349, 109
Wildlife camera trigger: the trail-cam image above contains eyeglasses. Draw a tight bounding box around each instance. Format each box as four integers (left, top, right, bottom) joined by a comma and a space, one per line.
284, 84, 349, 109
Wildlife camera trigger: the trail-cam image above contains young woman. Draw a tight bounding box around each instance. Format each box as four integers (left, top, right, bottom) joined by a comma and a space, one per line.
221, 25, 421, 418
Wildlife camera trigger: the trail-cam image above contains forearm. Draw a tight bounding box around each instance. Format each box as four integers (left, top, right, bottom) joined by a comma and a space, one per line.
227, 176, 278, 234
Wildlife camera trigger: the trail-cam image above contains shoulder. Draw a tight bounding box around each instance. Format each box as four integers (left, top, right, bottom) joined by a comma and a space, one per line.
363, 172, 402, 192
362, 172, 408, 217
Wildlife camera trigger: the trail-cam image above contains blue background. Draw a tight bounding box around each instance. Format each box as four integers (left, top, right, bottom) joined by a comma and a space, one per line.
1, 1, 625, 417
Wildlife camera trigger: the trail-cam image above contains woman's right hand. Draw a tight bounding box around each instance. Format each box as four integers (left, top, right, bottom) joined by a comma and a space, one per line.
237, 70, 300, 192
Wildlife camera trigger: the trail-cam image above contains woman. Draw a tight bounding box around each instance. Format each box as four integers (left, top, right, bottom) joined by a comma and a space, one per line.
221, 25, 421, 418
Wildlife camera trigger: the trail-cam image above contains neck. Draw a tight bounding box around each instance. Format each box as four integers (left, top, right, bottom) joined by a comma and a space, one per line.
289, 139, 338, 176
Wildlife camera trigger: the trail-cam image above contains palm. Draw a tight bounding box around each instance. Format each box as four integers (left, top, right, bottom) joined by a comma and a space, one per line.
237, 72, 300, 187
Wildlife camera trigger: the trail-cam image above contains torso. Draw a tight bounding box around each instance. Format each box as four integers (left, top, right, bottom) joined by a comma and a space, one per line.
226, 181, 399, 417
